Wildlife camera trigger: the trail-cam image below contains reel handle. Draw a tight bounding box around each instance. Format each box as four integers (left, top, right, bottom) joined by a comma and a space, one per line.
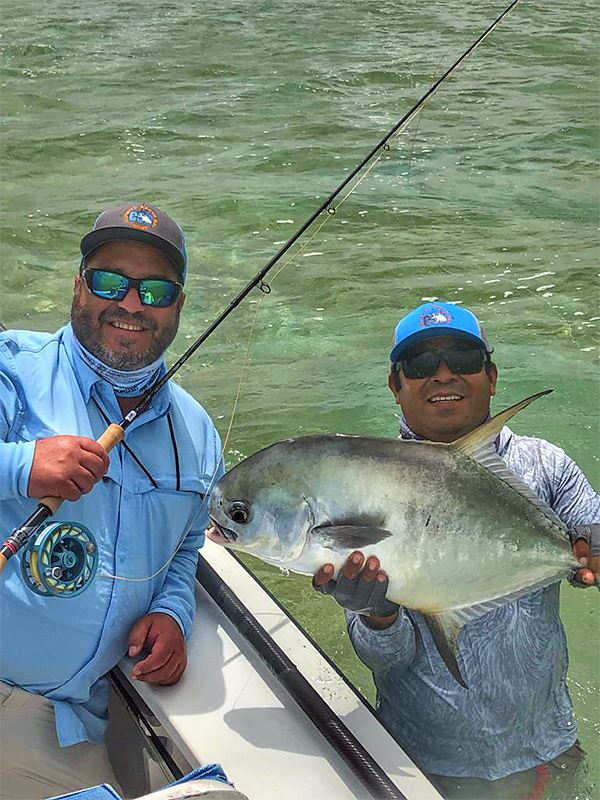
39, 424, 125, 514
0, 424, 125, 574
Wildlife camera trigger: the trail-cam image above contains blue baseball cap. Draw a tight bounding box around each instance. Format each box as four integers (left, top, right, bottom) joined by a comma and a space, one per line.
80, 202, 187, 283
390, 302, 491, 362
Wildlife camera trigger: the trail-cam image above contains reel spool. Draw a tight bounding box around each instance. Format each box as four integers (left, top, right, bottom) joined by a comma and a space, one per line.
20, 522, 98, 597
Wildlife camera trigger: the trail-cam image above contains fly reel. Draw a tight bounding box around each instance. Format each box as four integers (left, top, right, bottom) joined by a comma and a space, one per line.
20, 522, 98, 597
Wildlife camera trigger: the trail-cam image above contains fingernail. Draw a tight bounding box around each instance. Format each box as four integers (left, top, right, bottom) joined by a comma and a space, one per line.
579, 557, 588, 566
324, 565, 333, 576
367, 558, 377, 570
351, 553, 362, 564
128, 646, 139, 657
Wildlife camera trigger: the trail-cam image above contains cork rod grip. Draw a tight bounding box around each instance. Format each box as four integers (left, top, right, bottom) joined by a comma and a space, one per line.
97, 423, 126, 453
40, 423, 125, 515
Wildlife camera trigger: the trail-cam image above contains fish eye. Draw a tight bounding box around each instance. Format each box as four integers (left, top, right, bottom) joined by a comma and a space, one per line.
227, 502, 250, 524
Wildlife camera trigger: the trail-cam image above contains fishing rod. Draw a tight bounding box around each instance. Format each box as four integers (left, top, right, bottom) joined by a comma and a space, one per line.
0, 0, 523, 579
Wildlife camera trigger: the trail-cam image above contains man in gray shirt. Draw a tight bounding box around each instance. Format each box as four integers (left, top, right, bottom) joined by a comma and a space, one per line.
314, 301, 599, 799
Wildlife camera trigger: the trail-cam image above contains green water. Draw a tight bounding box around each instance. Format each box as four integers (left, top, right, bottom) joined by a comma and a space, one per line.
1, 0, 598, 795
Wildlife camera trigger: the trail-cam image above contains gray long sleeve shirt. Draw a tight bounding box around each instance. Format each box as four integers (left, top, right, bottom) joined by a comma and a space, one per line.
347, 424, 600, 780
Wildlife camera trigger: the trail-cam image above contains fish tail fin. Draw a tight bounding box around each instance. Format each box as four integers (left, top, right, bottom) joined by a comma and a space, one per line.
422, 612, 467, 688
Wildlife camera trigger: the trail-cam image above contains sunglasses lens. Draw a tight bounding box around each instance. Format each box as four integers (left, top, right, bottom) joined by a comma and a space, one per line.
90, 270, 128, 300
401, 348, 486, 378
403, 352, 440, 378
139, 280, 178, 308
447, 349, 485, 374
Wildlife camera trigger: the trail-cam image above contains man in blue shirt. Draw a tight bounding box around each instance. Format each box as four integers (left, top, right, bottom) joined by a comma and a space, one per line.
0, 203, 223, 798
314, 302, 599, 799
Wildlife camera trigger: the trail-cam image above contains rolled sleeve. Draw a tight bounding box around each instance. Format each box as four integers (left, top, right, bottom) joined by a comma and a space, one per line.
0, 361, 35, 501
0, 441, 36, 500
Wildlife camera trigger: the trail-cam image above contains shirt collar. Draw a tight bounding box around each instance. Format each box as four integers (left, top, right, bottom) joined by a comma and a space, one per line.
398, 414, 507, 453
60, 323, 172, 418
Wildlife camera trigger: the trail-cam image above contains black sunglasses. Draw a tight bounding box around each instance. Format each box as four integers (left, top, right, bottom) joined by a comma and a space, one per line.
397, 347, 488, 379
82, 268, 182, 308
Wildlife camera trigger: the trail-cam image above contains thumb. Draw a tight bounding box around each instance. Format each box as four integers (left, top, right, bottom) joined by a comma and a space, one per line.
128, 616, 153, 657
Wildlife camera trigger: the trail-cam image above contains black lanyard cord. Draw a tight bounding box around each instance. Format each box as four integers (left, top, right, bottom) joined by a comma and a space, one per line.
91, 397, 181, 491
166, 412, 181, 492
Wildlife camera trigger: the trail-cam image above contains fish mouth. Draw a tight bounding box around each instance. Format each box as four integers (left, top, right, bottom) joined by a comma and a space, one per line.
208, 519, 238, 544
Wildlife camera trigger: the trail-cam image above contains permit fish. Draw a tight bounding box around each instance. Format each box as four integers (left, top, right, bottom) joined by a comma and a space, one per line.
208, 390, 579, 686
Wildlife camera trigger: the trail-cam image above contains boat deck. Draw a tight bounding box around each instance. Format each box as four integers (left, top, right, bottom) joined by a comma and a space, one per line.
115, 541, 441, 800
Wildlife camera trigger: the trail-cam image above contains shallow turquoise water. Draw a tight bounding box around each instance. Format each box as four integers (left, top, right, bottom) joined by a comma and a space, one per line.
1, 0, 598, 795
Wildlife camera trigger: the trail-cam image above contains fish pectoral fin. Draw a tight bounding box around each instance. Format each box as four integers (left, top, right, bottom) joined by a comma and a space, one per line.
421, 612, 467, 689
310, 525, 393, 550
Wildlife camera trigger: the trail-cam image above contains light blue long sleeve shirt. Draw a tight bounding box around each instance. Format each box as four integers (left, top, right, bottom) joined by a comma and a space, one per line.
347, 422, 600, 781
0, 325, 223, 746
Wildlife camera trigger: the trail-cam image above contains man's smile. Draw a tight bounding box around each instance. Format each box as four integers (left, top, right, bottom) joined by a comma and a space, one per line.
428, 393, 464, 404
108, 320, 147, 333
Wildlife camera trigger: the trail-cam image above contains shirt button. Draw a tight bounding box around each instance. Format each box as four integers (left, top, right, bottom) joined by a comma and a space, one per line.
119, 556, 126, 564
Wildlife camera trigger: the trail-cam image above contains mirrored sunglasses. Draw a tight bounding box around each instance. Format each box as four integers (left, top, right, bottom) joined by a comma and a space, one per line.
82, 268, 182, 308
398, 347, 487, 379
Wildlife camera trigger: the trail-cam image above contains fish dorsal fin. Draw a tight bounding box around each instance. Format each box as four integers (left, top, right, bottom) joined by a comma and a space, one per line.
449, 389, 566, 531
467, 448, 567, 531
451, 389, 553, 458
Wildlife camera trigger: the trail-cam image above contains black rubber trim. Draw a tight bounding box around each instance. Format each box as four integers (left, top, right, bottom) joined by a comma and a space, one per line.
110, 669, 184, 781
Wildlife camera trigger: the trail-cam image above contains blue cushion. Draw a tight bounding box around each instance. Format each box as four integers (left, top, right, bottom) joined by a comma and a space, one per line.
47, 765, 231, 799
167, 764, 230, 787
48, 785, 121, 800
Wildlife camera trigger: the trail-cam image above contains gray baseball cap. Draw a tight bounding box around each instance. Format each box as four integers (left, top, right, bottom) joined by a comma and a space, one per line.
80, 202, 187, 282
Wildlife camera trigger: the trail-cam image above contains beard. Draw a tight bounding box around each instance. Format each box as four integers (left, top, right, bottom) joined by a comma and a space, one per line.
71, 292, 180, 370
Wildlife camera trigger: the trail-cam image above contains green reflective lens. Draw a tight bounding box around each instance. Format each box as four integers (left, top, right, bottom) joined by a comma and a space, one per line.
139, 281, 174, 307
83, 269, 181, 308
93, 271, 129, 299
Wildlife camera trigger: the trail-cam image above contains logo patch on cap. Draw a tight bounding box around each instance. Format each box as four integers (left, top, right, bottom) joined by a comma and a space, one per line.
420, 304, 452, 328
124, 204, 157, 231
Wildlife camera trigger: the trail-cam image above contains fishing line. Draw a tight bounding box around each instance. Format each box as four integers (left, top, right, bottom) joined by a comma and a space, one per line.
99, 126, 442, 586
396, 8, 579, 343
98, 297, 266, 584
0, 0, 525, 580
